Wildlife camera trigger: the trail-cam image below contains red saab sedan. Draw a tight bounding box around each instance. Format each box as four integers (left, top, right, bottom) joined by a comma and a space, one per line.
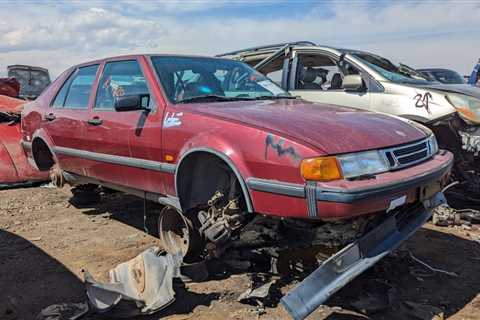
21, 54, 452, 318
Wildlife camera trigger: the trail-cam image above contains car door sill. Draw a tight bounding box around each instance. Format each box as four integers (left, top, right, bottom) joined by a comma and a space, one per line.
63, 171, 181, 211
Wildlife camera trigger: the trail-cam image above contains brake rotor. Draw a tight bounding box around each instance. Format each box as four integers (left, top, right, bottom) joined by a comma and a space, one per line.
158, 206, 204, 261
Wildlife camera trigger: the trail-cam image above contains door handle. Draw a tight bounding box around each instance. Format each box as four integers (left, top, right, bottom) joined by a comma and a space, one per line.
44, 113, 56, 121
87, 118, 103, 126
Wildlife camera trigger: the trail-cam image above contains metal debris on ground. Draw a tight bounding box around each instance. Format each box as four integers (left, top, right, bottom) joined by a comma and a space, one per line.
432, 204, 480, 226
35, 303, 89, 320
408, 251, 459, 277
432, 205, 461, 226
237, 279, 276, 303
84, 246, 183, 316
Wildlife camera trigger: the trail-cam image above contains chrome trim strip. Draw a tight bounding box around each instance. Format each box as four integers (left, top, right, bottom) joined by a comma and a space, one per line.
246, 178, 305, 198
53, 146, 176, 174
306, 181, 318, 217
21, 141, 32, 150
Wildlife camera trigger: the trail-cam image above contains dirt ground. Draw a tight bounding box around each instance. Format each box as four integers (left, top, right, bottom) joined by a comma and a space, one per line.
0, 186, 479, 320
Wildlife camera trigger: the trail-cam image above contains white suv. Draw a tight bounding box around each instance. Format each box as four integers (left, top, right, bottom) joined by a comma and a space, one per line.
219, 42, 480, 194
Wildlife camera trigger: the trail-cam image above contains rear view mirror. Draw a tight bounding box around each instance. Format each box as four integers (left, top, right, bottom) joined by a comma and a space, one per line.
114, 94, 150, 112
342, 75, 366, 92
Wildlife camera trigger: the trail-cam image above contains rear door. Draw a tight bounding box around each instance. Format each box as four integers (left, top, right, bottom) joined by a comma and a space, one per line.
83, 58, 165, 193
44, 64, 99, 175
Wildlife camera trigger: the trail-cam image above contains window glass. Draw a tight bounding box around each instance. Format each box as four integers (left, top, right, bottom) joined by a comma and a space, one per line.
52, 72, 75, 108
151, 56, 289, 103
428, 70, 464, 84
63, 65, 99, 109
267, 70, 283, 86
95, 60, 151, 109
352, 53, 430, 85
296, 55, 347, 90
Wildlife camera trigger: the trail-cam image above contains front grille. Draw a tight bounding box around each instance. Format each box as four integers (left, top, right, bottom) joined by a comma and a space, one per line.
382, 138, 433, 170
397, 150, 428, 165
393, 141, 427, 157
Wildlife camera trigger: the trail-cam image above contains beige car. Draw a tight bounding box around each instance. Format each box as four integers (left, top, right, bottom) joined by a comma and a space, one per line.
219, 42, 480, 195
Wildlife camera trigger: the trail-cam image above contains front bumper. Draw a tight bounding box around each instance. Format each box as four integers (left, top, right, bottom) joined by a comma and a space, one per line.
280, 192, 446, 320
247, 151, 453, 219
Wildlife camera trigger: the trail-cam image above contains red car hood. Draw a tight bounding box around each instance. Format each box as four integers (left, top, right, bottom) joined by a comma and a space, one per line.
180, 99, 427, 155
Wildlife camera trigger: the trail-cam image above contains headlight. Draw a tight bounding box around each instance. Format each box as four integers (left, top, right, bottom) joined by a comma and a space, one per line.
428, 134, 439, 155
301, 150, 389, 181
337, 150, 389, 179
446, 93, 480, 123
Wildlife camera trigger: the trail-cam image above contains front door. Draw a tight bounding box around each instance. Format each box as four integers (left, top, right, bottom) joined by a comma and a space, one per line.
288, 51, 371, 110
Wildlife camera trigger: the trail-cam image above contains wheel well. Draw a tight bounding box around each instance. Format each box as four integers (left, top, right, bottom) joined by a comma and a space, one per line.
31, 138, 54, 171
176, 152, 249, 213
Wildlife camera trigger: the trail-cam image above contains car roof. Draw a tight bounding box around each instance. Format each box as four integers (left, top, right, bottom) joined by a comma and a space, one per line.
71, 54, 233, 69
216, 41, 378, 61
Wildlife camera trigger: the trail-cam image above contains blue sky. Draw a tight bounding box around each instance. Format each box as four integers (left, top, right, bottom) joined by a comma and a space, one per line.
0, 0, 478, 77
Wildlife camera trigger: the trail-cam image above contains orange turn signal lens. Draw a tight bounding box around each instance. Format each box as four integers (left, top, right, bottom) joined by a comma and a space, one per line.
301, 157, 343, 181
456, 107, 478, 123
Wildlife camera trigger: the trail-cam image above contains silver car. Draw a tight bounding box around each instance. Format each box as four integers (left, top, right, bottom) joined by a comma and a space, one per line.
219, 42, 480, 195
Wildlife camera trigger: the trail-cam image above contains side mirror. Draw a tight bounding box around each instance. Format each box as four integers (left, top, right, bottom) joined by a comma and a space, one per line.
342, 75, 366, 92
114, 94, 150, 112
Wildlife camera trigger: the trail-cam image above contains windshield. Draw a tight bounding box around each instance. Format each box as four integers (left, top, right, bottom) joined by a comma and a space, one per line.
151, 56, 290, 103
421, 70, 464, 84
352, 53, 431, 85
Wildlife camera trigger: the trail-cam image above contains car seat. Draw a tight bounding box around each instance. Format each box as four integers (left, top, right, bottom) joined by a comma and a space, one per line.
329, 73, 343, 90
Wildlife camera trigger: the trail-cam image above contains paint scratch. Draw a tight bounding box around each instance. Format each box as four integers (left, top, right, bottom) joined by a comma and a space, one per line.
265, 134, 300, 161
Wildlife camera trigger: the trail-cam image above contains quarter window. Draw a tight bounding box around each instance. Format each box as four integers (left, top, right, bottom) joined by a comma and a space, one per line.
95, 60, 151, 109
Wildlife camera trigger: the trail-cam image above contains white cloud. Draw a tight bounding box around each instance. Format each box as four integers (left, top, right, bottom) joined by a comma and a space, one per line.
0, 0, 478, 78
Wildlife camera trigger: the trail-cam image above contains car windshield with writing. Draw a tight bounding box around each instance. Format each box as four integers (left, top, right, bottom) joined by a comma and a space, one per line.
151, 56, 291, 104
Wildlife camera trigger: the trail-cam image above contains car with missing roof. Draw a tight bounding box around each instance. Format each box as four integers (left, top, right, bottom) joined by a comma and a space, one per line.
218, 42, 480, 197
21, 54, 452, 319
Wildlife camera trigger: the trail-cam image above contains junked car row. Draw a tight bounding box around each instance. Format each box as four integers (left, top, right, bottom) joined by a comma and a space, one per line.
1, 41, 477, 319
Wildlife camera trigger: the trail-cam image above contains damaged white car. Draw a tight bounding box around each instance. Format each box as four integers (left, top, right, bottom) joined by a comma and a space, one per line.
218, 41, 480, 198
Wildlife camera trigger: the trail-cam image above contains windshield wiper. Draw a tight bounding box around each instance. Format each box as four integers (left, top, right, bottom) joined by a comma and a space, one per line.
176, 95, 254, 104
252, 95, 297, 100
